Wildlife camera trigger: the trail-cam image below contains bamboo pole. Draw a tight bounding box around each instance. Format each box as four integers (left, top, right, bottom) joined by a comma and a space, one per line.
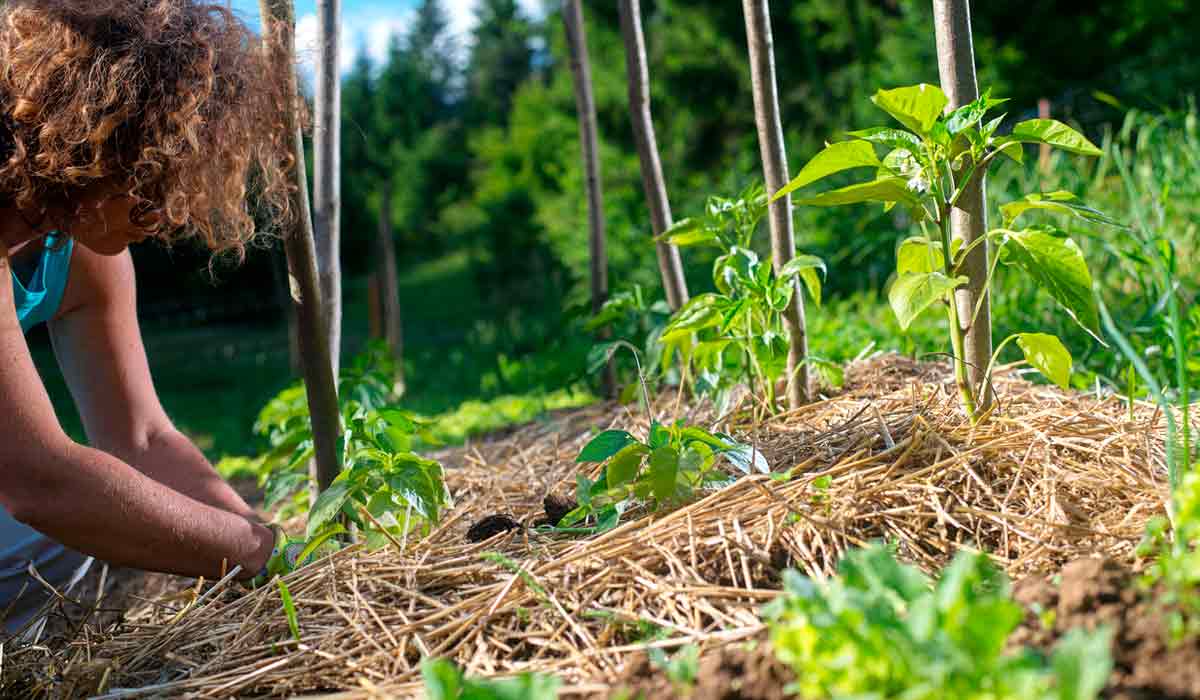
742, 0, 810, 407
933, 0, 993, 413
617, 0, 689, 312
563, 0, 615, 398
259, 0, 342, 495
314, 0, 343, 373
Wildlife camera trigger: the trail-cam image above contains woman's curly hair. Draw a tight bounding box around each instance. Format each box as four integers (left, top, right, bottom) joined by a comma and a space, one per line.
0, 0, 293, 257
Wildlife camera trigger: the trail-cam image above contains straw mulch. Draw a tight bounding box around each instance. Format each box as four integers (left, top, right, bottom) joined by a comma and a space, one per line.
3, 355, 1172, 698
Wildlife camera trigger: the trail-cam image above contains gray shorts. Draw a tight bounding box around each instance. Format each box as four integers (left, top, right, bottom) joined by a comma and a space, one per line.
0, 505, 93, 637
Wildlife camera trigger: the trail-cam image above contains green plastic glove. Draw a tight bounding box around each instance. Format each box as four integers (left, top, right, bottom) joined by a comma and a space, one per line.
248, 525, 340, 588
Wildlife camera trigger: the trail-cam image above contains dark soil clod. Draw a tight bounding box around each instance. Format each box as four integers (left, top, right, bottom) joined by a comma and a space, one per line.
542, 493, 578, 527
466, 514, 522, 543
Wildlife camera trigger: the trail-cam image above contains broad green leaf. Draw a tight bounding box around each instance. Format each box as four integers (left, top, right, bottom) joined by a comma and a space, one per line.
871, 84, 948, 135
420, 659, 463, 700
1052, 626, 1113, 700
846, 126, 921, 150
606, 443, 649, 488
679, 443, 715, 476
648, 421, 671, 450
585, 341, 621, 375
888, 272, 967, 331
895, 236, 941, 276
387, 459, 447, 524
576, 429, 638, 463
1015, 333, 1073, 389
661, 293, 723, 343
264, 471, 307, 510
722, 441, 769, 474
1006, 119, 1102, 156
647, 446, 680, 502
1002, 228, 1101, 339
594, 504, 622, 533
795, 176, 920, 208
306, 480, 352, 537
679, 427, 734, 452
692, 339, 730, 373
999, 191, 1125, 229
778, 254, 826, 307
773, 141, 881, 202
996, 140, 1024, 164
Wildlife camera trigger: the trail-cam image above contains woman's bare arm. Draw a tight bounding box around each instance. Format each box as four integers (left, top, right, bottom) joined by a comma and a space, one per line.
49, 245, 258, 521
0, 246, 273, 580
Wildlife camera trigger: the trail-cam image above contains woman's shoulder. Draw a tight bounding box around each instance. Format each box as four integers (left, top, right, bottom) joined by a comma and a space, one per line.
55, 242, 135, 320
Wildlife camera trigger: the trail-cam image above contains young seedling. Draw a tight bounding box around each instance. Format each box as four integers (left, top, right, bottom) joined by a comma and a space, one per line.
779, 84, 1122, 422
656, 185, 826, 415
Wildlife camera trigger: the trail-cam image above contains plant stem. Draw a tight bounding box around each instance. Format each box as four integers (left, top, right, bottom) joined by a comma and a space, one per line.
939, 209, 978, 421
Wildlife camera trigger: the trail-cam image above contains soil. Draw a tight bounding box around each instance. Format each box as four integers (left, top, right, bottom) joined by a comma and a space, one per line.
541, 493, 577, 527
612, 643, 795, 700
1012, 557, 1200, 700
465, 514, 522, 543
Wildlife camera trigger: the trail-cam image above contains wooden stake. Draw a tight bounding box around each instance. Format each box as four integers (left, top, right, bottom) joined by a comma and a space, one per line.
742, 0, 811, 408
617, 0, 690, 312
933, 0, 993, 412
313, 0, 343, 372
258, 0, 342, 495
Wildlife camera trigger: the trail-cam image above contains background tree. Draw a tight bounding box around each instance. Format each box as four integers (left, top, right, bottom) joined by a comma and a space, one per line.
743, 0, 811, 407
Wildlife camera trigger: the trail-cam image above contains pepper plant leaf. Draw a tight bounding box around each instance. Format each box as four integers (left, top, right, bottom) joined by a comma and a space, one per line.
896, 237, 941, 276
661, 217, 717, 247
846, 126, 922, 150
576, 429, 639, 463
1004, 119, 1102, 156
795, 176, 921, 208
606, 443, 649, 489
778, 254, 826, 307
306, 479, 353, 537
773, 140, 881, 202
1015, 333, 1073, 389
647, 446, 680, 502
870, 84, 948, 136
1001, 227, 1101, 340
1000, 191, 1126, 229
944, 90, 1008, 136
888, 272, 967, 331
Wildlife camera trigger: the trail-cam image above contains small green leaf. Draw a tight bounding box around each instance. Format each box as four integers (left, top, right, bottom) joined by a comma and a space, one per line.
420, 659, 463, 700
1006, 119, 1102, 156
996, 140, 1024, 164
895, 236, 941, 276
1001, 228, 1101, 339
662, 218, 717, 247
846, 126, 922, 150
773, 141, 881, 202
576, 430, 638, 463
779, 254, 826, 307
795, 176, 920, 208
647, 446, 680, 502
944, 90, 1008, 135
678, 442, 715, 476
723, 441, 769, 474
888, 272, 967, 331
306, 480, 352, 538
1000, 191, 1126, 229
277, 578, 300, 641
871, 84, 949, 135
606, 443, 649, 489
1052, 626, 1113, 700
594, 504, 622, 533
1015, 333, 1073, 389
648, 421, 671, 450
586, 341, 621, 375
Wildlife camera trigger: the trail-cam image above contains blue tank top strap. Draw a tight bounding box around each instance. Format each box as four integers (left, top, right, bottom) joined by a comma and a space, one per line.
11, 231, 75, 334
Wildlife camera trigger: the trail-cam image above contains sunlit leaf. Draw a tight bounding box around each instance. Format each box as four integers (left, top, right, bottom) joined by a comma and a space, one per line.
606, 443, 649, 489
1001, 227, 1101, 339
774, 141, 881, 202
795, 176, 921, 208
1015, 333, 1073, 389
871, 84, 949, 135
999, 191, 1126, 229
888, 272, 967, 331
779, 254, 826, 307
576, 430, 638, 463
1005, 119, 1102, 156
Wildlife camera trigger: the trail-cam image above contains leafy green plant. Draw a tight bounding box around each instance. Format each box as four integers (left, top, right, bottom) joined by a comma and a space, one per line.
220, 344, 451, 547
781, 84, 1122, 421
765, 544, 1112, 700
651, 184, 828, 413
421, 658, 559, 700
585, 283, 674, 401
557, 418, 767, 534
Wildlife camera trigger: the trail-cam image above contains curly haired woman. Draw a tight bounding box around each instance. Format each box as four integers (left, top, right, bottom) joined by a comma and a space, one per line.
0, 0, 312, 633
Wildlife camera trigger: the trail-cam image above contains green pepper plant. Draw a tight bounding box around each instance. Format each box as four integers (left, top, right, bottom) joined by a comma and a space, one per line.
779, 84, 1123, 422
220, 343, 450, 548
650, 184, 828, 414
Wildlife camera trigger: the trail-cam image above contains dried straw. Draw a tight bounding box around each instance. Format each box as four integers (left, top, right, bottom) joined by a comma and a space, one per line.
1, 355, 1174, 698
